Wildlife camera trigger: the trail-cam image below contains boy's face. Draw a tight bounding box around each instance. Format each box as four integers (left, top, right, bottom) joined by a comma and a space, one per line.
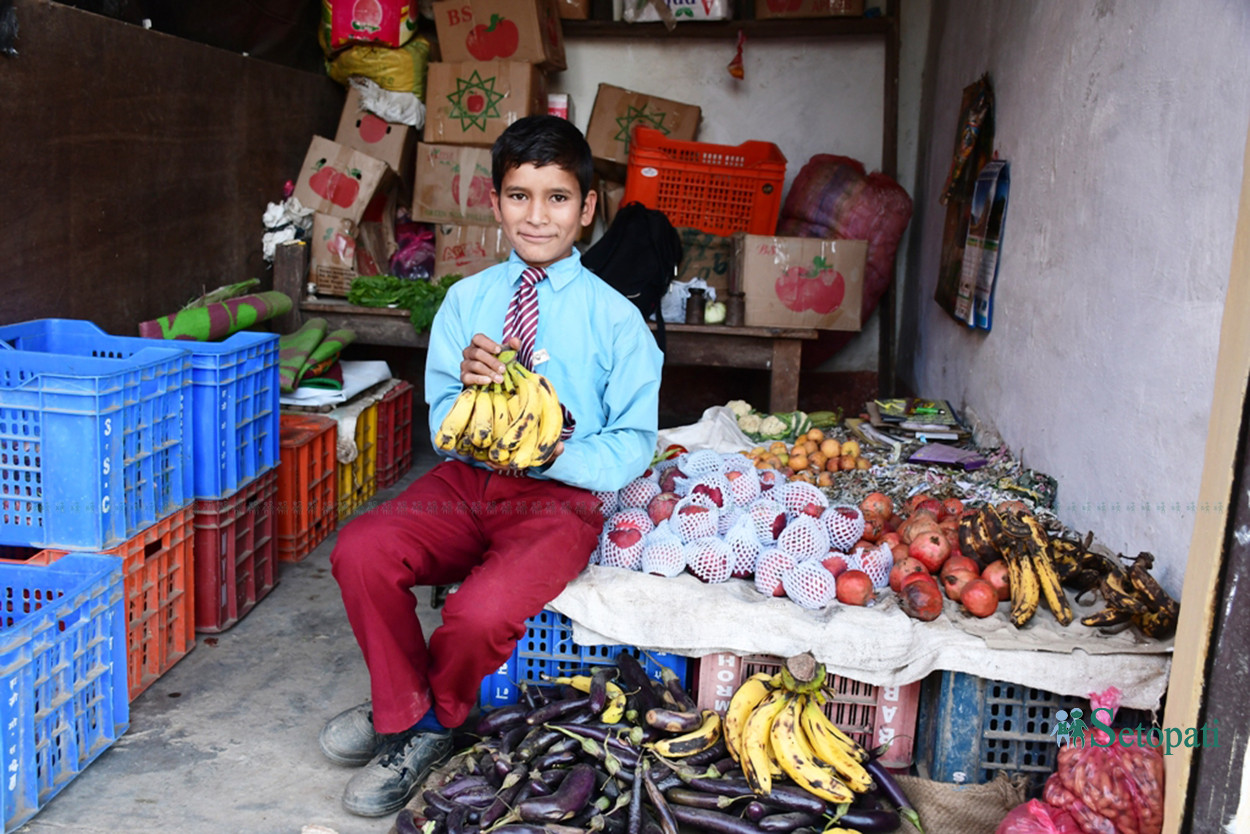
491, 162, 597, 270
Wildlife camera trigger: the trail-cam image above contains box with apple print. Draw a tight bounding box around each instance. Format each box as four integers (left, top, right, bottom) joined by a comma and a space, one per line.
425, 60, 547, 147
432, 0, 566, 72
333, 87, 415, 183
293, 135, 391, 225
412, 142, 498, 226
732, 233, 866, 331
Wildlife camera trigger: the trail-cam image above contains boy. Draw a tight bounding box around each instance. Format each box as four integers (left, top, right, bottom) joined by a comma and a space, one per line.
320, 115, 664, 817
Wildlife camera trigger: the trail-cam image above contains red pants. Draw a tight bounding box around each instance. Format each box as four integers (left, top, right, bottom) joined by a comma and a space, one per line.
330, 460, 604, 733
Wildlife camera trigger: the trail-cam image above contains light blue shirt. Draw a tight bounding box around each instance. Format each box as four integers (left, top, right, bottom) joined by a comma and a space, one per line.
426, 250, 663, 493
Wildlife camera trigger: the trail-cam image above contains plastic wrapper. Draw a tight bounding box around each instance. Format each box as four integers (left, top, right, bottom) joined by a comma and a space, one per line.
997, 799, 1084, 834
325, 34, 432, 98
390, 217, 435, 280
1040, 688, 1164, 834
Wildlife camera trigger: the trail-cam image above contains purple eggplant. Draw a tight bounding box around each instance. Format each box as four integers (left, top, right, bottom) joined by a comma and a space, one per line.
668, 803, 766, 833
476, 703, 529, 736
515, 762, 598, 823
526, 694, 592, 726
865, 758, 920, 833
757, 811, 824, 832
394, 808, 423, 834
832, 806, 902, 833
641, 761, 679, 834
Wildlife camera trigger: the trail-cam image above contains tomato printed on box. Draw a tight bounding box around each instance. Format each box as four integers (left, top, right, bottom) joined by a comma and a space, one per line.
732, 233, 866, 331
293, 136, 391, 225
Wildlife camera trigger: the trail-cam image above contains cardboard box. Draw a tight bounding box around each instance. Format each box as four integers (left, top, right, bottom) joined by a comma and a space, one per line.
293, 136, 391, 225
321, 0, 421, 50
732, 234, 866, 331
677, 228, 732, 296
598, 180, 625, 227
754, 0, 862, 19
434, 223, 513, 278
585, 84, 701, 169
333, 87, 416, 183
412, 142, 497, 226
432, 0, 566, 72
424, 61, 547, 147
309, 213, 359, 296
622, 0, 732, 23
556, 0, 589, 19
355, 184, 401, 277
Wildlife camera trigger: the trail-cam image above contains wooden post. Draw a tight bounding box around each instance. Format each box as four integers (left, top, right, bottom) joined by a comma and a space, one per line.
271, 241, 308, 334
1160, 118, 1250, 833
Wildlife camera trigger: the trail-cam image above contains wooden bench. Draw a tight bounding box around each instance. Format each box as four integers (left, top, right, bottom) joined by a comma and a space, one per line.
273, 242, 816, 413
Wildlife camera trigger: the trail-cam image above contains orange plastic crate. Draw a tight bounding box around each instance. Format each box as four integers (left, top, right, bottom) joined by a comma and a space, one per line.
277, 414, 337, 563
694, 652, 921, 770
376, 380, 415, 489
193, 469, 278, 633
623, 127, 787, 236
40, 507, 196, 701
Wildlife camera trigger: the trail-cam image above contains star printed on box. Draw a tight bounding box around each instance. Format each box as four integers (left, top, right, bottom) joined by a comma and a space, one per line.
447, 71, 506, 132
613, 106, 670, 148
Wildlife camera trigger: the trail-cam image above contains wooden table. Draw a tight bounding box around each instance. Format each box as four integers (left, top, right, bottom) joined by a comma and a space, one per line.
273, 243, 817, 413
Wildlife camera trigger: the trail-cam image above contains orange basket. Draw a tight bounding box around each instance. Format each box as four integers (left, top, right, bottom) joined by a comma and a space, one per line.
623, 127, 787, 236
277, 414, 338, 563
377, 380, 415, 489
193, 469, 279, 633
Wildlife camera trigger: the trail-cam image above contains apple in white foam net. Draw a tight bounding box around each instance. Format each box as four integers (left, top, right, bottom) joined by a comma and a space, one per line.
647, 491, 680, 526
821, 551, 850, 578
658, 466, 685, 494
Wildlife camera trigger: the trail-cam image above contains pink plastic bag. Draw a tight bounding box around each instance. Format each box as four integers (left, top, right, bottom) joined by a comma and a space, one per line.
1041, 688, 1164, 834
997, 799, 1083, 834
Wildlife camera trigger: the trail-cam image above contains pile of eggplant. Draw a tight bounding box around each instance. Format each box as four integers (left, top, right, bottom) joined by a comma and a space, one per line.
394, 652, 914, 834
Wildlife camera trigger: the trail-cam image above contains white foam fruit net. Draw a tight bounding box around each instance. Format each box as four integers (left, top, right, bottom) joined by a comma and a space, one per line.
725, 514, 762, 578
778, 480, 829, 521
717, 506, 743, 538
599, 525, 645, 570
757, 469, 782, 494
640, 526, 686, 577
681, 449, 725, 479
747, 498, 787, 544
824, 504, 866, 551
726, 468, 761, 507
672, 495, 719, 543
685, 536, 733, 583
720, 452, 755, 474
754, 547, 797, 596
618, 476, 662, 509
592, 489, 619, 518
651, 457, 679, 483
856, 543, 894, 589
778, 514, 830, 563
608, 508, 654, 535
783, 560, 838, 610
686, 472, 732, 510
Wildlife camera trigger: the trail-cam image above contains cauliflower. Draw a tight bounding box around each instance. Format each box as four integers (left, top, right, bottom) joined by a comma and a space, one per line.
726, 399, 754, 418
758, 414, 788, 440
737, 412, 763, 435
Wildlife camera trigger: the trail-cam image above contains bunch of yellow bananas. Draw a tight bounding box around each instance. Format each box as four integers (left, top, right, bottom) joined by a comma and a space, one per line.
958, 504, 1073, 628
723, 669, 874, 805
434, 349, 564, 469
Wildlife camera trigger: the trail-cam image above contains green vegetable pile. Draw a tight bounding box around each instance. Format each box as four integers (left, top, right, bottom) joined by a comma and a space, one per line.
347, 274, 464, 333
727, 400, 841, 444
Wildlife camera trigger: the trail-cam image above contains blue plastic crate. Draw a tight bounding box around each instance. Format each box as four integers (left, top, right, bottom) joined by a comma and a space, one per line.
177, 331, 280, 500
916, 670, 1067, 793
0, 319, 193, 550
0, 552, 129, 832
479, 610, 692, 710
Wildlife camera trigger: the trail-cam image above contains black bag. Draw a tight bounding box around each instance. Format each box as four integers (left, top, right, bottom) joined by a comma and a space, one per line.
581, 202, 682, 352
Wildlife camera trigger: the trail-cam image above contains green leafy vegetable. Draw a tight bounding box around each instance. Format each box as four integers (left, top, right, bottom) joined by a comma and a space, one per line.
347, 274, 464, 333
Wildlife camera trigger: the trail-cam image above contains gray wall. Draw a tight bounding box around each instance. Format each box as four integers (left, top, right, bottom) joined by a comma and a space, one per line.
899, 1, 1250, 595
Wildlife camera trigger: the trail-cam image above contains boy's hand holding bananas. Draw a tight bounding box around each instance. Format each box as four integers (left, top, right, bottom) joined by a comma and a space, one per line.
435, 348, 566, 470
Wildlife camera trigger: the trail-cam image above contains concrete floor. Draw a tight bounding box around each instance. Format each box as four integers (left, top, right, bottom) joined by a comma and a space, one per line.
17, 449, 443, 834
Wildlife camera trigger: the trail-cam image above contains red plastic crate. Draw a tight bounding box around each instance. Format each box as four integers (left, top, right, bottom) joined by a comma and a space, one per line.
277, 414, 337, 563
376, 380, 415, 489
193, 469, 279, 633
693, 652, 921, 770
623, 126, 787, 236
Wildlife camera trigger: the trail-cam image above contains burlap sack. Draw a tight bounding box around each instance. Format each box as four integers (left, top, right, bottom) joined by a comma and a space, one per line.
896, 773, 1028, 834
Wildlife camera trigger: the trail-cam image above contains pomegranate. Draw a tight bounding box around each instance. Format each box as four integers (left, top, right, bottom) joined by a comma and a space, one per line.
941, 497, 965, 518
898, 512, 940, 545
860, 492, 893, 520
889, 557, 927, 592
903, 492, 934, 516
861, 513, 886, 542
890, 543, 910, 565
941, 568, 979, 602
940, 554, 980, 581
914, 497, 945, 521
878, 531, 902, 548
899, 576, 944, 621
909, 531, 951, 573
899, 571, 939, 592
961, 579, 1000, 618
836, 570, 875, 606
982, 560, 1011, 601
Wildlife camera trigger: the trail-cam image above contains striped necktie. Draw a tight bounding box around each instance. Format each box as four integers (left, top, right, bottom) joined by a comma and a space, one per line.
502, 266, 545, 371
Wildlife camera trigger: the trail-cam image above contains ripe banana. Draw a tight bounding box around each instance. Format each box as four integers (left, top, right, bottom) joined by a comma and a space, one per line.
435, 387, 478, 451
798, 697, 872, 784
1007, 542, 1039, 627
958, 511, 999, 566
489, 383, 510, 446
649, 710, 721, 757
770, 695, 856, 804
530, 371, 564, 466
469, 386, 495, 449
740, 689, 789, 795
725, 672, 773, 763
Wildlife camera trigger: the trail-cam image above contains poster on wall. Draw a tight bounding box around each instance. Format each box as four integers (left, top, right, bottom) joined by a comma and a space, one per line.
953, 159, 1009, 330
933, 74, 995, 322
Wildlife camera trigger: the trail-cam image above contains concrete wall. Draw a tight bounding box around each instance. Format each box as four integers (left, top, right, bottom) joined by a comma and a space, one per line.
899, 1, 1250, 595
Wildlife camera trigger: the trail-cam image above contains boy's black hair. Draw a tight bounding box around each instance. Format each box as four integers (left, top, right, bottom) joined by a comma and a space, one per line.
491, 115, 595, 205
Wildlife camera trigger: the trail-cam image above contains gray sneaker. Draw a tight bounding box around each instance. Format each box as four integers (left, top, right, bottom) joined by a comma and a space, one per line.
342, 729, 454, 817
319, 701, 385, 767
